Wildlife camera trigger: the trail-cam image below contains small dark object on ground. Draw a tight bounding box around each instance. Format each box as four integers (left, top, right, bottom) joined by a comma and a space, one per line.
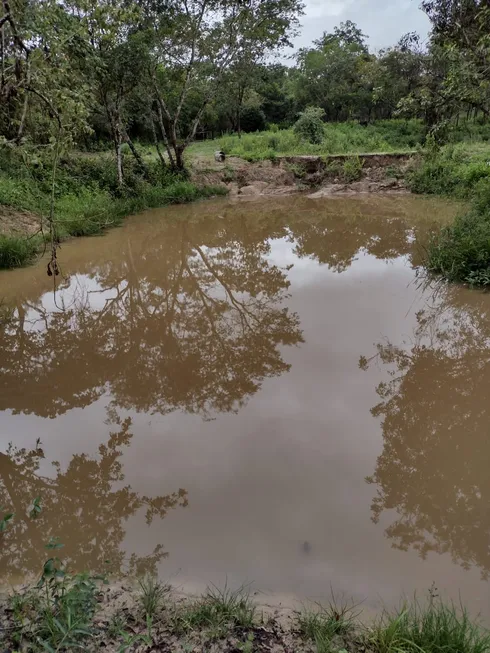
215, 150, 226, 162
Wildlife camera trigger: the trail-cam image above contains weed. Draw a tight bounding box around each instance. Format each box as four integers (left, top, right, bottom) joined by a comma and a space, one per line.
172, 584, 256, 637
7, 569, 104, 652
238, 632, 255, 652
427, 209, 490, 286
285, 161, 307, 178
223, 165, 236, 182
0, 506, 14, 531
367, 599, 490, 653
298, 593, 359, 652
118, 628, 151, 653
138, 574, 169, 620
107, 613, 127, 639
385, 165, 404, 179
342, 157, 364, 182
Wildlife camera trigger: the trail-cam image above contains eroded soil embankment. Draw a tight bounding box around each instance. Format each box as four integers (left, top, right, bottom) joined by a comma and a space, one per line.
190, 152, 415, 198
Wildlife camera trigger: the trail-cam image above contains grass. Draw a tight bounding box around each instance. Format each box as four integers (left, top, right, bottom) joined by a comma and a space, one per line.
4, 572, 490, 653
7, 570, 102, 652
408, 142, 490, 199
186, 120, 424, 163
368, 600, 490, 653
171, 584, 256, 638
409, 141, 490, 286
213, 120, 424, 161
0, 147, 227, 270
138, 574, 169, 620
297, 594, 360, 653
0, 234, 40, 268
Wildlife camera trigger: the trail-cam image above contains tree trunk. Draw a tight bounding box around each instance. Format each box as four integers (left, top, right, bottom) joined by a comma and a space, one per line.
124, 131, 149, 177
150, 113, 166, 170
155, 98, 175, 168
115, 121, 123, 187
174, 144, 185, 170
16, 56, 30, 142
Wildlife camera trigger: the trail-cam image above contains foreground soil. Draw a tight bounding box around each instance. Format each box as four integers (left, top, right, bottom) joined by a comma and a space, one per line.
1, 581, 360, 653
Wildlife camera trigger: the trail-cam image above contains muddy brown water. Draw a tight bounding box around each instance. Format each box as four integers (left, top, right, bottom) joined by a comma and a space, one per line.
1, 194, 489, 616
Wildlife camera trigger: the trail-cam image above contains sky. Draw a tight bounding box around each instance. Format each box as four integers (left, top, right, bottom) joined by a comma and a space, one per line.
294, 0, 431, 51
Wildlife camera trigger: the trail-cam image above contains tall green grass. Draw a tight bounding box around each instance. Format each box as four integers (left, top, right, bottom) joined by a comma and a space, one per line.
0, 147, 227, 269
409, 143, 490, 199
56, 181, 226, 238
410, 142, 490, 287
0, 235, 40, 268
217, 120, 426, 160
369, 600, 490, 653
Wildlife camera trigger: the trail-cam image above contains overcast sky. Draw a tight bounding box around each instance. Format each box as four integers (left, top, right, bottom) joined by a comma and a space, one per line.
294, 0, 431, 52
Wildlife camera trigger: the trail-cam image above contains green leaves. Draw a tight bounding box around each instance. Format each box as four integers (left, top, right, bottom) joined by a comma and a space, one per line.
30, 496, 42, 519
45, 537, 64, 551
0, 510, 14, 532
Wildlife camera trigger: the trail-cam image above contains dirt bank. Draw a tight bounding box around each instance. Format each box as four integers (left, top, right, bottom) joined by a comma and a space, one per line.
0, 206, 41, 236
0, 579, 366, 653
190, 152, 415, 198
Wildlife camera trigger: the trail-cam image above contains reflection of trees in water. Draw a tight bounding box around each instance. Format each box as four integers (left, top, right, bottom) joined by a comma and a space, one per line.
0, 203, 437, 579
362, 287, 490, 578
0, 218, 304, 418
0, 206, 426, 419
0, 410, 188, 580
289, 208, 421, 272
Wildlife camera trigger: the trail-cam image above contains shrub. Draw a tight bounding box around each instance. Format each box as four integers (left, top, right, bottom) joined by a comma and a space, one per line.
427, 209, 490, 286
294, 107, 325, 145
342, 157, 364, 182
240, 106, 266, 133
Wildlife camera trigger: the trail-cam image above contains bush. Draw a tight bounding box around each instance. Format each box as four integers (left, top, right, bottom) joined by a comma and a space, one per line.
427, 209, 490, 286
342, 157, 364, 182
240, 106, 266, 133
294, 107, 325, 145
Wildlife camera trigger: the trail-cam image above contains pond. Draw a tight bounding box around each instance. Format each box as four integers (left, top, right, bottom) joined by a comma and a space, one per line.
0, 194, 489, 616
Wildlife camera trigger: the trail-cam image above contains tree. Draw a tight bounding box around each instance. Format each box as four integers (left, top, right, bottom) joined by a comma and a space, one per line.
294, 21, 374, 122
147, 0, 304, 168
0, 0, 91, 145
373, 34, 425, 120
419, 0, 490, 122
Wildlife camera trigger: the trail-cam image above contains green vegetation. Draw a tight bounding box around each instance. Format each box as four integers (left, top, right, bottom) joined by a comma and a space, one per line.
294, 107, 327, 145
404, 142, 490, 286
170, 585, 256, 638
297, 597, 358, 653
0, 234, 40, 269
368, 600, 490, 653
218, 119, 426, 161
0, 149, 227, 269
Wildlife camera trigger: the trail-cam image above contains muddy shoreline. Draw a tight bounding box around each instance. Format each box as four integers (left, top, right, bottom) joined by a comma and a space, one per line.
191, 152, 414, 198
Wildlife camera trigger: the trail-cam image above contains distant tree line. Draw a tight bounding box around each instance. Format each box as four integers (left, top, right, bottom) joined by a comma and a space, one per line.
0, 0, 488, 174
